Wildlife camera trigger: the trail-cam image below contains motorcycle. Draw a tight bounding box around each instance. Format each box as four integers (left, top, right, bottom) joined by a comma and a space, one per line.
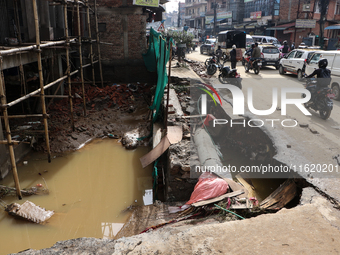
244, 54, 262, 74
218, 62, 242, 89
206, 55, 222, 75
302, 78, 334, 120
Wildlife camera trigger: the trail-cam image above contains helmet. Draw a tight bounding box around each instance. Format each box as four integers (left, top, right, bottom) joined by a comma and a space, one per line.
318, 58, 328, 68
283, 40, 287, 44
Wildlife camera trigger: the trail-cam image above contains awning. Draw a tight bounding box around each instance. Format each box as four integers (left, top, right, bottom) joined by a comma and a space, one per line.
266, 22, 295, 31
325, 24, 340, 30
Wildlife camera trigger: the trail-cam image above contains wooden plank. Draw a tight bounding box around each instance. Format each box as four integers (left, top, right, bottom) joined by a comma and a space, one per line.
140, 136, 171, 168
235, 174, 256, 198
192, 190, 245, 207
167, 125, 182, 144
260, 179, 297, 210
229, 204, 253, 209
223, 178, 249, 199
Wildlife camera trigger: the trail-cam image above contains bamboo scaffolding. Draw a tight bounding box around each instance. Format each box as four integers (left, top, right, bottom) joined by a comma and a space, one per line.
0, 59, 22, 199
0, 140, 21, 145
33, 95, 69, 98
4, 70, 78, 108
94, 0, 104, 87
86, 0, 96, 86
33, 0, 51, 163
76, 0, 87, 116
0, 39, 76, 57
1, 114, 48, 119
64, 1, 75, 130
82, 60, 98, 69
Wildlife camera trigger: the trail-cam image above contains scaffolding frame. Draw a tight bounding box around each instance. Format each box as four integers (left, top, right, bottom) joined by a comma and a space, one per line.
0, 0, 104, 199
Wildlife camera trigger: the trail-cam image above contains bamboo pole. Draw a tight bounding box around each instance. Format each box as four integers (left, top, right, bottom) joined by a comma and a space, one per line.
64, 1, 75, 131
0, 140, 21, 145
86, 0, 95, 86
0, 59, 22, 199
33, 95, 69, 98
14, 0, 22, 45
1, 114, 48, 119
33, 0, 51, 163
5, 70, 78, 108
0, 39, 76, 57
94, 0, 104, 87
76, 0, 87, 116
82, 60, 98, 69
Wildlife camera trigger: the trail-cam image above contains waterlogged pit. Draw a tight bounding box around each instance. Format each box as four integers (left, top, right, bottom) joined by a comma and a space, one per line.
0, 139, 152, 255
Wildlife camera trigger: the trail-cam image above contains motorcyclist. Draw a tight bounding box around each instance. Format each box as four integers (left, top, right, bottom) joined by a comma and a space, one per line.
246, 43, 261, 72
305, 58, 331, 102
279, 40, 289, 57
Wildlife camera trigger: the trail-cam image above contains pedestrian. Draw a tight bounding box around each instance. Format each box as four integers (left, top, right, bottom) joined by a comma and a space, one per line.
291, 42, 295, 51
230, 45, 237, 69
215, 45, 223, 63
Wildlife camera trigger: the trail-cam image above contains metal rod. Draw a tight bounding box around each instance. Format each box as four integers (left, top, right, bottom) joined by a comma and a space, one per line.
5, 70, 78, 108
76, 0, 87, 116
86, 0, 96, 86
94, 0, 104, 87
0, 59, 22, 199
64, 1, 75, 131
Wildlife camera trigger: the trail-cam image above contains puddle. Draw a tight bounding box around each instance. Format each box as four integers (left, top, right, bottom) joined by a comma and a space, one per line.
0, 139, 152, 255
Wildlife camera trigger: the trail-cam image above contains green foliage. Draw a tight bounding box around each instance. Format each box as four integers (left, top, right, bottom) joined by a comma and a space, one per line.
164, 30, 194, 48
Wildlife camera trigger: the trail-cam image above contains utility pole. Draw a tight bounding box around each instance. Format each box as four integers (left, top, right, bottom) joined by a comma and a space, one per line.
293, 0, 301, 44
213, 0, 217, 36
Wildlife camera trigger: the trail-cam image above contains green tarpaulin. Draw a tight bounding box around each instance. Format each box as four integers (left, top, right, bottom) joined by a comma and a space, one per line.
143, 28, 173, 122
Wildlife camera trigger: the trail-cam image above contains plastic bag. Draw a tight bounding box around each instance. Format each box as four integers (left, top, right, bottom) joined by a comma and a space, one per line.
186, 172, 228, 205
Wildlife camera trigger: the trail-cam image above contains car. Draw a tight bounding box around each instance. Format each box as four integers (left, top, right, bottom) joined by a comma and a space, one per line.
200, 38, 217, 55
305, 51, 340, 100
259, 44, 280, 69
242, 43, 280, 69
279, 49, 316, 80
252, 35, 281, 48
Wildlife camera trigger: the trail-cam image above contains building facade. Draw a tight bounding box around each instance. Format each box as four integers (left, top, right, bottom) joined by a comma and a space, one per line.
184, 0, 207, 29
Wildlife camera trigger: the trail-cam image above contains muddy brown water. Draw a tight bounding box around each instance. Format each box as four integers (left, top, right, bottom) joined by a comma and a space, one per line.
0, 139, 152, 255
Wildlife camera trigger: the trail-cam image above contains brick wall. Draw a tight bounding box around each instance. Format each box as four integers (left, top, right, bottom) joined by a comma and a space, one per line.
88, 0, 156, 82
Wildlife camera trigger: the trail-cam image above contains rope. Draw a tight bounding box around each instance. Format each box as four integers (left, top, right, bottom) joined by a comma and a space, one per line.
152, 158, 159, 201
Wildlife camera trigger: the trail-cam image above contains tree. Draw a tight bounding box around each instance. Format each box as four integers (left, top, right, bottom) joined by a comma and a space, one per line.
319, 0, 330, 48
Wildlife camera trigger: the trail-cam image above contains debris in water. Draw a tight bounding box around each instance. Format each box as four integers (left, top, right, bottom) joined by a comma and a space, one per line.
5, 201, 54, 224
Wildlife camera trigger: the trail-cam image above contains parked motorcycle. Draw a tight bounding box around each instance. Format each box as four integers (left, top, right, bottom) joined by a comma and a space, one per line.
244, 54, 262, 74
206, 55, 223, 75
218, 63, 242, 89
302, 78, 334, 120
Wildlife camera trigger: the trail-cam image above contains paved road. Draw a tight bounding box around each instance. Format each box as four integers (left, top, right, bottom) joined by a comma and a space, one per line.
187, 47, 340, 201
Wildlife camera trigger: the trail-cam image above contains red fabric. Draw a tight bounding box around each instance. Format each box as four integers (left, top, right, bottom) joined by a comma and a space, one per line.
186, 172, 229, 205
202, 114, 216, 128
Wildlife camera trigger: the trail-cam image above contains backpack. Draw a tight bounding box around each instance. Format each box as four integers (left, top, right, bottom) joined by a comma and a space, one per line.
282, 44, 289, 53
318, 68, 331, 87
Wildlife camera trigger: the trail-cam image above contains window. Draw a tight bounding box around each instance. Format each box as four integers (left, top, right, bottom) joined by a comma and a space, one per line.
315, 1, 320, 13
287, 51, 296, 59
310, 53, 321, 64
335, 0, 340, 15
262, 47, 279, 54
295, 51, 303, 58
98, 23, 106, 32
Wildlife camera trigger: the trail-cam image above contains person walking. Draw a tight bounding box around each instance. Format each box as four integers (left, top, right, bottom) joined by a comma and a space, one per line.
230, 44, 237, 69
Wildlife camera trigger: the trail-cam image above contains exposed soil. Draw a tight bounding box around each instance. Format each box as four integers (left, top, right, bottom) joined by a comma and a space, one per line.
9, 81, 154, 154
